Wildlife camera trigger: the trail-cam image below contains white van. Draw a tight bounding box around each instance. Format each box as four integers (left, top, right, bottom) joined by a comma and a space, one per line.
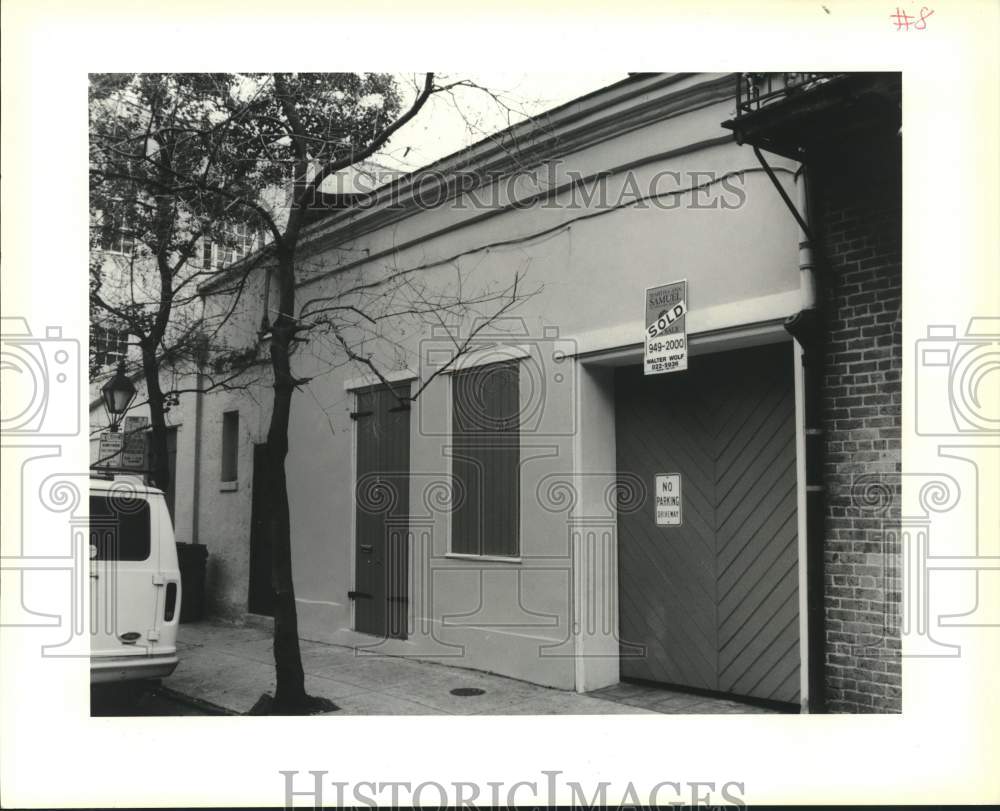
89, 477, 181, 683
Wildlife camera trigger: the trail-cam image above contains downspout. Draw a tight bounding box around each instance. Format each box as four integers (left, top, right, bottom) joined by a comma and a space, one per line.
192, 295, 205, 545
755, 146, 826, 712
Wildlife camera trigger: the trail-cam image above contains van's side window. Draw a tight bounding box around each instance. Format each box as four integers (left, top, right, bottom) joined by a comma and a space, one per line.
89, 495, 151, 561
221, 410, 239, 482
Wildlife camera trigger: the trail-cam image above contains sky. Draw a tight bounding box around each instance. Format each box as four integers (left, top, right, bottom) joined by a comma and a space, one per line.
372, 72, 628, 174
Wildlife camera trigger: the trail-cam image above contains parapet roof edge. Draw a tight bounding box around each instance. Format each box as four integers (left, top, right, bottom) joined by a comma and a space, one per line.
199, 72, 735, 295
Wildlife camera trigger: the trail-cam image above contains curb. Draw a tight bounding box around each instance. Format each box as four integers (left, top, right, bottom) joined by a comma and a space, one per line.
153, 684, 241, 716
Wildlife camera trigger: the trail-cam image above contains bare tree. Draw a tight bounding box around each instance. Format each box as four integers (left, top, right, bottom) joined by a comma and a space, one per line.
89, 74, 273, 488
91, 72, 538, 714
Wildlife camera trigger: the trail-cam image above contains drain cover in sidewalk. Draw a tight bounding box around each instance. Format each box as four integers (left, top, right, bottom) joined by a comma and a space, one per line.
450, 687, 486, 697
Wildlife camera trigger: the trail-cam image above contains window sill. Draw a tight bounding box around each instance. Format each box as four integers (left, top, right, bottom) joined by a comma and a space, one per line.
445, 553, 522, 564
219, 481, 238, 492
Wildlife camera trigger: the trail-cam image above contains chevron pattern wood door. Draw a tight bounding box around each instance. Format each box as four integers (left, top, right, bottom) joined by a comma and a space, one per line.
615, 341, 800, 704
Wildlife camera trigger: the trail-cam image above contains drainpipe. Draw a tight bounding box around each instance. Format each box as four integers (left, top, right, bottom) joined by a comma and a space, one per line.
780, 161, 827, 713
192, 296, 206, 545
752, 145, 826, 711
791, 167, 819, 312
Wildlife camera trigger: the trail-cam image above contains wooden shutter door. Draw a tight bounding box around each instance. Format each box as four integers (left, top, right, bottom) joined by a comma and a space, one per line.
354, 383, 411, 638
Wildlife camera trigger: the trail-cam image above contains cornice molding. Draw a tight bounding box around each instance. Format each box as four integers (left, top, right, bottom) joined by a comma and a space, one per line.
298, 73, 737, 255
200, 72, 737, 295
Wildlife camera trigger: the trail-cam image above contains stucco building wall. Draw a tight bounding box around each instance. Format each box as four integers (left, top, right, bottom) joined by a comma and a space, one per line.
192, 73, 804, 690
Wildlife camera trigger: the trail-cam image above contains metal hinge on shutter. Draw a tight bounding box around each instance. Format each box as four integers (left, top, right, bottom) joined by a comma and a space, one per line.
349, 410, 373, 420
348, 590, 373, 600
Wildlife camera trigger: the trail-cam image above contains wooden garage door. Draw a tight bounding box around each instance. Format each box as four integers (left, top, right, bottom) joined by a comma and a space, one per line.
615, 341, 800, 704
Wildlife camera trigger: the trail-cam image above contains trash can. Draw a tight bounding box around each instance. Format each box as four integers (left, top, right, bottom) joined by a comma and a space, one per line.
175, 543, 208, 623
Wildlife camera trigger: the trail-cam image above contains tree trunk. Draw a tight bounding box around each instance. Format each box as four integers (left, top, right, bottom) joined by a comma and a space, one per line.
265, 248, 308, 710
256, 144, 335, 713
141, 344, 171, 492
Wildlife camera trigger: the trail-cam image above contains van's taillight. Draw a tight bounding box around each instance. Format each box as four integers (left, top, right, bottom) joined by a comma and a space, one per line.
164, 582, 178, 622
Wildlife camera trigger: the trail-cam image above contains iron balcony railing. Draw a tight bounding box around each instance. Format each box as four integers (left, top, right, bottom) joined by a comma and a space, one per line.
734, 72, 843, 117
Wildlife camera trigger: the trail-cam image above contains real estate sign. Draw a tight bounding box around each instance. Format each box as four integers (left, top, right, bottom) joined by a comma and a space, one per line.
644, 280, 688, 375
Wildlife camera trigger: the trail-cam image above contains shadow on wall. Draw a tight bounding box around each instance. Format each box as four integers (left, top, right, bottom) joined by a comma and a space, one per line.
202, 551, 245, 622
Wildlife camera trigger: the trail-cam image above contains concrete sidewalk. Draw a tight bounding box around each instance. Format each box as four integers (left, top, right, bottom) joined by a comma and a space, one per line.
163, 620, 779, 715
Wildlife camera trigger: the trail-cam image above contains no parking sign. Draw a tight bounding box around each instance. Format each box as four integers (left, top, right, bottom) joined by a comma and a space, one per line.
655, 473, 682, 527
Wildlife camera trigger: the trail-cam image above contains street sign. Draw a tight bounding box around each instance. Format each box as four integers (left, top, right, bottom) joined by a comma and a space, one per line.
97, 432, 123, 467
644, 280, 688, 375
121, 416, 149, 469
655, 473, 682, 526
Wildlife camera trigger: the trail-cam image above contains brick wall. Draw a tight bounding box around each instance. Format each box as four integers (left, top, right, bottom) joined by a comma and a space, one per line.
814, 139, 903, 712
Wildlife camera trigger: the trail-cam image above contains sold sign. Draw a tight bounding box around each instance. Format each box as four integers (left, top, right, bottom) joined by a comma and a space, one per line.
644, 280, 688, 376
646, 299, 687, 338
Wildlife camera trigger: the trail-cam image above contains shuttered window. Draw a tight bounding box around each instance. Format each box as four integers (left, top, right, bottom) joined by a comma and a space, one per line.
221, 411, 239, 482
451, 360, 520, 557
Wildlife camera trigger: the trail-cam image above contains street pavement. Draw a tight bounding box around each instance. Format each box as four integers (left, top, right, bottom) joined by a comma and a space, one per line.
91, 681, 222, 716
153, 620, 784, 716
